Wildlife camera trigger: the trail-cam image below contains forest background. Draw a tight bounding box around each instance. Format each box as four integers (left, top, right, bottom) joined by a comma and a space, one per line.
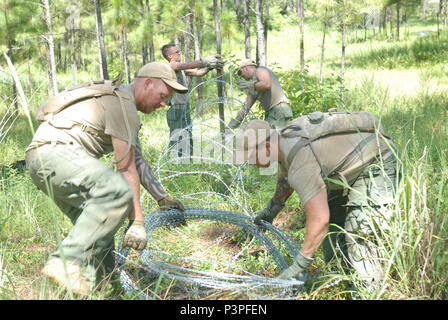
0, 0, 447, 300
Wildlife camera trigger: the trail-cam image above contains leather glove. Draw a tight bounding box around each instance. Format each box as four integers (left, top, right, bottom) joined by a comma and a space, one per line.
123, 220, 147, 250
254, 198, 285, 225
278, 251, 314, 280
158, 196, 187, 227
158, 196, 185, 211
201, 54, 223, 69
237, 80, 256, 91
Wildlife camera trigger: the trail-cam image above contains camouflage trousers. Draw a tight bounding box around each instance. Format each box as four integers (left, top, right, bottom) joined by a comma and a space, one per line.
167, 103, 193, 157
26, 144, 133, 284
323, 154, 400, 292
265, 103, 293, 129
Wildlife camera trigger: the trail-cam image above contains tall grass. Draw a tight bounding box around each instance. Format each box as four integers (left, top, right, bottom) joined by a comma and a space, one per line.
0, 18, 447, 300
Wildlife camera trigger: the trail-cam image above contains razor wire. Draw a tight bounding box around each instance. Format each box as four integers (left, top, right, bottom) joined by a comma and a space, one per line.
116, 75, 311, 299
116, 207, 309, 300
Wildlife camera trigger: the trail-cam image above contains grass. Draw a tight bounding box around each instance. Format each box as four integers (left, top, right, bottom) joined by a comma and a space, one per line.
0, 17, 447, 300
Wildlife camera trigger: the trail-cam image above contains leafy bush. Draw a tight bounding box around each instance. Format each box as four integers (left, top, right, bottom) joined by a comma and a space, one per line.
277, 67, 346, 117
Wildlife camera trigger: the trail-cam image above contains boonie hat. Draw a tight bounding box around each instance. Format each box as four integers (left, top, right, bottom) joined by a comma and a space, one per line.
238, 59, 257, 69
135, 62, 188, 93
233, 120, 275, 165
237, 59, 257, 76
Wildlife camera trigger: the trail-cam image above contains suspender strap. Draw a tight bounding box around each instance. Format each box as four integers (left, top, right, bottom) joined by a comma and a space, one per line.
285, 133, 379, 177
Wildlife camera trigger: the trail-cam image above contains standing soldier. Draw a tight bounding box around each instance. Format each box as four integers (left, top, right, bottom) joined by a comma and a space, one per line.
26, 62, 187, 295
235, 112, 400, 297
161, 43, 223, 157
228, 59, 293, 131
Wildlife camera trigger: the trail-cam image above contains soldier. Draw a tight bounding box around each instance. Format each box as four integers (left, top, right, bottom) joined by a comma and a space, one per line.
235, 112, 400, 296
227, 59, 293, 131
25, 62, 187, 295
161, 43, 223, 157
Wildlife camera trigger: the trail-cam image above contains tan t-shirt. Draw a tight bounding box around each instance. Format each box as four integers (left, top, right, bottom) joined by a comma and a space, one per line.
250, 67, 289, 111
279, 132, 392, 205
27, 85, 140, 158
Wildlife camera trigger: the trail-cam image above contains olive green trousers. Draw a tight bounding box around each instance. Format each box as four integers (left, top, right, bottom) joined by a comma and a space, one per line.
26, 144, 133, 283
167, 103, 193, 157
265, 103, 293, 129
323, 154, 400, 291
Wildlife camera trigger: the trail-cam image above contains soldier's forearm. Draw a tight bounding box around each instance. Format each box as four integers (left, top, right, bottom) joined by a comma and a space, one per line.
135, 142, 168, 201
171, 60, 204, 71
235, 103, 252, 122
272, 177, 294, 204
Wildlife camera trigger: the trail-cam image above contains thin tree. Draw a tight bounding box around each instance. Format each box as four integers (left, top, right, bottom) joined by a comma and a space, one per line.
139, 0, 155, 64
243, 0, 252, 59
213, 0, 225, 135
255, 0, 267, 66
297, 0, 305, 73
41, 0, 58, 95
191, 1, 205, 113
94, 0, 109, 79
263, 0, 270, 62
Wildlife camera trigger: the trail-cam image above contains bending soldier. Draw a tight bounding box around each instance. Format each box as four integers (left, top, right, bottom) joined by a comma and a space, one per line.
228, 59, 293, 130
25, 62, 187, 295
235, 112, 400, 296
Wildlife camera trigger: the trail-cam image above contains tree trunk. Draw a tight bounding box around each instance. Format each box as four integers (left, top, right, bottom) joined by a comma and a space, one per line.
142, 43, 149, 65
263, 0, 269, 62
340, 22, 346, 100
422, 0, 427, 19
41, 0, 58, 96
185, 13, 193, 63
319, 21, 327, 84
255, 0, 266, 66
191, 8, 204, 115
213, 0, 226, 135
121, 27, 131, 84
95, 0, 109, 79
146, 0, 155, 61
235, 0, 243, 23
396, 2, 400, 41
297, 0, 305, 72
437, 0, 444, 36
243, 0, 252, 59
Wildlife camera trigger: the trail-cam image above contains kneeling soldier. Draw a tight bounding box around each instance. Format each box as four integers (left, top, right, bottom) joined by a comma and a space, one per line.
235, 112, 400, 295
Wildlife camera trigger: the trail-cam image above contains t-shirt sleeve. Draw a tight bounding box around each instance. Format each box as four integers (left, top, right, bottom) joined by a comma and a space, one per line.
101, 94, 140, 147
287, 150, 326, 206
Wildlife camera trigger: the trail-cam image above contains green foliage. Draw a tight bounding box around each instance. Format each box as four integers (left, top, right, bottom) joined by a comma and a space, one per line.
277, 67, 345, 117
351, 34, 448, 69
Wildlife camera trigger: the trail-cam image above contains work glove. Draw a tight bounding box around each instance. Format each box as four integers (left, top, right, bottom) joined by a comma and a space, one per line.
237, 80, 258, 97
254, 198, 285, 225
158, 195, 187, 227
123, 220, 147, 251
237, 80, 256, 91
278, 251, 314, 280
158, 196, 185, 211
201, 54, 223, 69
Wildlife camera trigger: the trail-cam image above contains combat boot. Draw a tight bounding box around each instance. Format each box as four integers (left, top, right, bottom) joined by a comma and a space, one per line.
41, 258, 93, 296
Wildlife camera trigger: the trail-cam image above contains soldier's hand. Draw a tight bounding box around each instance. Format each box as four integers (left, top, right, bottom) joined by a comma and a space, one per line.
254, 199, 285, 226
158, 196, 185, 211
158, 196, 187, 227
201, 54, 223, 69
123, 220, 147, 251
278, 252, 314, 280
237, 80, 256, 91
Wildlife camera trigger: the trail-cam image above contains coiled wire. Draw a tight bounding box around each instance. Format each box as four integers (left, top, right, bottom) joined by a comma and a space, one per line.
116, 207, 308, 300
